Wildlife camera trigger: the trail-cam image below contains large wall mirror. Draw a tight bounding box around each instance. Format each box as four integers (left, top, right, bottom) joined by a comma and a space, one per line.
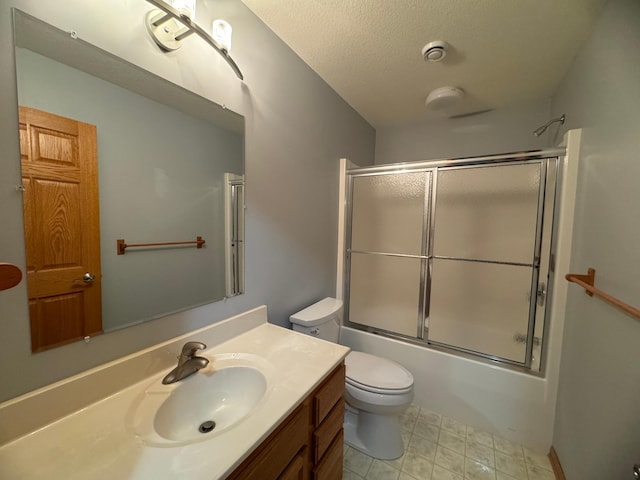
13, 10, 245, 352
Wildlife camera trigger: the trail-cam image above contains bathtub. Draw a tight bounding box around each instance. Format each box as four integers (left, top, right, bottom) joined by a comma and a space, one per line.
340, 325, 555, 452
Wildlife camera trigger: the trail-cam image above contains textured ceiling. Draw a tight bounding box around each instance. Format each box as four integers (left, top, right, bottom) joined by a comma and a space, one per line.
240, 0, 608, 128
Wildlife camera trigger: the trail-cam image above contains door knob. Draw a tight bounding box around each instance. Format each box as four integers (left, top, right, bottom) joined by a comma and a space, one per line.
633, 464, 639, 479
82, 272, 96, 284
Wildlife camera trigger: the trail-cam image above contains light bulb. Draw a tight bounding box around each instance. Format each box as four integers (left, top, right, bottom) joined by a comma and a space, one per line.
212, 19, 232, 52
171, 0, 196, 19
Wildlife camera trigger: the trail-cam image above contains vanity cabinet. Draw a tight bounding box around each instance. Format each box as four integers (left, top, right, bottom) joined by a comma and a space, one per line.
228, 362, 345, 480
311, 362, 345, 480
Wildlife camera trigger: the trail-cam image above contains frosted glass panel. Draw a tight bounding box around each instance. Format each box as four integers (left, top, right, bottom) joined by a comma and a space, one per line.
428, 259, 532, 362
349, 253, 421, 337
351, 172, 428, 255
433, 164, 541, 263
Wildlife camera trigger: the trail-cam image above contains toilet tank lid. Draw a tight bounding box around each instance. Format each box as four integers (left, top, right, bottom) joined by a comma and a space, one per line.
289, 297, 343, 326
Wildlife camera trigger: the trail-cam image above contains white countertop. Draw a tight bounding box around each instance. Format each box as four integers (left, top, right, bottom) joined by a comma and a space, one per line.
0, 323, 349, 480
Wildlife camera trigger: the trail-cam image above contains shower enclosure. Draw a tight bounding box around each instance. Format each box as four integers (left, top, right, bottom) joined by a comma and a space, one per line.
343, 150, 562, 372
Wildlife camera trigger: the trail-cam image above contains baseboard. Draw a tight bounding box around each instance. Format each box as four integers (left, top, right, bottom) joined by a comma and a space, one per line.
548, 446, 567, 480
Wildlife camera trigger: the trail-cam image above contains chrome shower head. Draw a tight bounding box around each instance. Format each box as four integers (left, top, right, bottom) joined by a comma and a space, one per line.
533, 114, 566, 137
533, 125, 548, 137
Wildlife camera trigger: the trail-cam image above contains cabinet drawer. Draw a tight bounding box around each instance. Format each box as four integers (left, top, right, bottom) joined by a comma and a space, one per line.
312, 429, 344, 480
314, 363, 345, 427
313, 399, 344, 463
229, 400, 309, 480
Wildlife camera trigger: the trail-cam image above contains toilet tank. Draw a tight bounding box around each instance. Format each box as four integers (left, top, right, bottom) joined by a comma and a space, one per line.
289, 297, 342, 343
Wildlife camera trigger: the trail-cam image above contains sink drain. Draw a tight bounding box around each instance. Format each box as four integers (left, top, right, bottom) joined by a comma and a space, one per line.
199, 420, 216, 434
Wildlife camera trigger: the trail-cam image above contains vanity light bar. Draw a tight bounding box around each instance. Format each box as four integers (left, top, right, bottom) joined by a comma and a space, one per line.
144, 0, 244, 80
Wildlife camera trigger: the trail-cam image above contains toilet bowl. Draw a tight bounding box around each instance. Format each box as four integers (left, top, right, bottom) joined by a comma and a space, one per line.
290, 298, 414, 460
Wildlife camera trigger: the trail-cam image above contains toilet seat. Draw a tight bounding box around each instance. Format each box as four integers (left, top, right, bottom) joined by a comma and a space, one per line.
345, 351, 414, 395
346, 377, 413, 395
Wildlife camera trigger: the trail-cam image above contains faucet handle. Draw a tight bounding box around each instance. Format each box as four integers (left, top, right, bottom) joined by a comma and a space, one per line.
181, 341, 207, 357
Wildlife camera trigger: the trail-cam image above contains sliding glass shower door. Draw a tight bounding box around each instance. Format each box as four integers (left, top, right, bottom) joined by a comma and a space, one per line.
427, 163, 543, 363
347, 171, 431, 337
344, 154, 558, 370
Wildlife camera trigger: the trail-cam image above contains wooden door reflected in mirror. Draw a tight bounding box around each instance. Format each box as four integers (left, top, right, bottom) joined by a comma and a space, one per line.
19, 106, 102, 352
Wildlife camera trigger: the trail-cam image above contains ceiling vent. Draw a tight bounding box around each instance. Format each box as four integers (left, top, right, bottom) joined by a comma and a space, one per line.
422, 40, 448, 62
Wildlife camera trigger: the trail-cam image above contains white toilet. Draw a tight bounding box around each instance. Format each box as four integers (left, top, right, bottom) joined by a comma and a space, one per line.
290, 297, 414, 460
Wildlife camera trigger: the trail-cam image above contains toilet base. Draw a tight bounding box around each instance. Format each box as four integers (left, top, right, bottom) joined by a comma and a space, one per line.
344, 408, 404, 460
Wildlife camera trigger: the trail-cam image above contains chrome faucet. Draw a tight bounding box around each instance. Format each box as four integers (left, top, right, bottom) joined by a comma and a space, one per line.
162, 341, 210, 385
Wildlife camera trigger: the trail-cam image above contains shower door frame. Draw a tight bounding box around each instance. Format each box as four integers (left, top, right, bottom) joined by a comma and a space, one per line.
343, 148, 564, 373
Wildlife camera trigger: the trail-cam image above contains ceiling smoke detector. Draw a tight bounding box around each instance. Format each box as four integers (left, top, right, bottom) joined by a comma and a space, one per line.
422, 40, 448, 62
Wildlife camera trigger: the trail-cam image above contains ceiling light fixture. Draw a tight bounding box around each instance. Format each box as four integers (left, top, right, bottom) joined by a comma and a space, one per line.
425, 86, 464, 110
144, 0, 243, 79
422, 40, 448, 62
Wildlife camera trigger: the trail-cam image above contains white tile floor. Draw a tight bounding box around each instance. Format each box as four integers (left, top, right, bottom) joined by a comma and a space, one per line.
343, 405, 556, 480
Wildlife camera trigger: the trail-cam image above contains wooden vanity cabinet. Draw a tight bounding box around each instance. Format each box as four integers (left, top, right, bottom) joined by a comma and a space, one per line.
227, 362, 345, 480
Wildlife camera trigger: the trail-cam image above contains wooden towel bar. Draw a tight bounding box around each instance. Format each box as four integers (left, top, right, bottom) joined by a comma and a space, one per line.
565, 268, 640, 319
117, 236, 205, 255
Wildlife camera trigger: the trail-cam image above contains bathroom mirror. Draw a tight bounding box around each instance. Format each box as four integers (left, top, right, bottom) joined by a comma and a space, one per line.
13, 10, 245, 352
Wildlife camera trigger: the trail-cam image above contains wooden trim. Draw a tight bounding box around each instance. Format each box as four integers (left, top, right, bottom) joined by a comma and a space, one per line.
566, 268, 640, 319
548, 446, 566, 480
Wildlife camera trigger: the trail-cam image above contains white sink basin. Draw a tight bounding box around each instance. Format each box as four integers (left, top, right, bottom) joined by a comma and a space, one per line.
127, 353, 274, 446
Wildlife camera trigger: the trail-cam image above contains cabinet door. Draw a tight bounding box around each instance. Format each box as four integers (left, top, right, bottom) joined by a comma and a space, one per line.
228, 401, 309, 480
278, 451, 306, 480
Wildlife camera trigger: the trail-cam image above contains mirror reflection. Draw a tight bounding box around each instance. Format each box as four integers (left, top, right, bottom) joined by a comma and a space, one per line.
13, 10, 245, 352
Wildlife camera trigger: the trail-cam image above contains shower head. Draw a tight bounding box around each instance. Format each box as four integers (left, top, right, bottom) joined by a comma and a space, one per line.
533, 114, 566, 136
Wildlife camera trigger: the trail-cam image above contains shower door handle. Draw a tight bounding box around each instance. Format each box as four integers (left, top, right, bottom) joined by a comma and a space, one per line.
536, 282, 547, 306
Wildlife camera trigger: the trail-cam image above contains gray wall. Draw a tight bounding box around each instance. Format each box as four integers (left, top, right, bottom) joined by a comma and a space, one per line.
550, 0, 640, 478
0, 0, 374, 402
374, 99, 553, 164
16, 47, 242, 331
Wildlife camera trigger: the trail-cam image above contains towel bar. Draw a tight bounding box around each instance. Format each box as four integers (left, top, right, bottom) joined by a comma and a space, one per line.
565, 268, 640, 319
